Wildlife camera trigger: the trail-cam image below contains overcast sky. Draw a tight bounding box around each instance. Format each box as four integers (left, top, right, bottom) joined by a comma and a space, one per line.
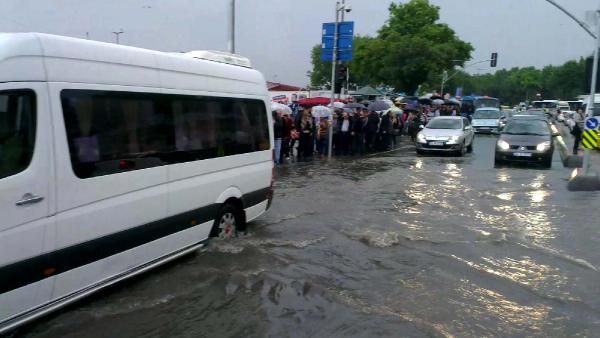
0, 0, 598, 86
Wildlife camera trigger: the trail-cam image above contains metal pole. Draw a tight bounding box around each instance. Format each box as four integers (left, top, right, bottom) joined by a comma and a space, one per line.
544, 0, 596, 39
440, 70, 447, 95
583, 10, 600, 175
346, 67, 350, 97
338, 0, 346, 101
228, 0, 236, 53
112, 30, 123, 44
328, 3, 339, 159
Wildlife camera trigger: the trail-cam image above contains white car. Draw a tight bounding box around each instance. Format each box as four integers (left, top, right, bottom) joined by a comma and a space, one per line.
471, 108, 505, 133
415, 116, 475, 156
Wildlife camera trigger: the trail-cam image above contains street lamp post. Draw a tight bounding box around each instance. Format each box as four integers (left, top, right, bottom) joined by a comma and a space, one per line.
440, 70, 448, 95
582, 10, 600, 176
441, 59, 493, 95
112, 29, 124, 44
328, 1, 351, 159
228, 0, 236, 54
542, 2, 600, 189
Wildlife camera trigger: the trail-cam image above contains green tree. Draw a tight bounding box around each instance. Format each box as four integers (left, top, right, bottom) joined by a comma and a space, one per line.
375, 0, 473, 93
458, 57, 587, 105
307, 44, 330, 88
308, 36, 381, 89
307, 0, 473, 93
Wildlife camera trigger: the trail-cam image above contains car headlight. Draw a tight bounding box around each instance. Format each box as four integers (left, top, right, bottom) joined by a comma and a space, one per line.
448, 135, 461, 144
497, 140, 510, 150
417, 133, 427, 143
536, 141, 551, 152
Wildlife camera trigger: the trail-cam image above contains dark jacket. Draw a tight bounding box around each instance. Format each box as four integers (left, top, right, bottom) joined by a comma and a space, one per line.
274, 116, 284, 139
366, 112, 380, 133
352, 116, 366, 134
379, 115, 392, 133
282, 116, 293, 139
337, 117, 353, 133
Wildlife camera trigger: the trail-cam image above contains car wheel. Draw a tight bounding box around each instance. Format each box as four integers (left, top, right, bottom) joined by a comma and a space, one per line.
457, 142, 466, 157
210, 203, 245, 239
467, 138, 474, 153
416, 148, 424, 155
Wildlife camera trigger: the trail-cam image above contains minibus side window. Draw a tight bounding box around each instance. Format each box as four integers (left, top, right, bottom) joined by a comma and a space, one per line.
0, 90, 36, 180
242, 100, 270, 151
61, 90, 173, 178
62, 90, 272, 177
170, 97, 270, 162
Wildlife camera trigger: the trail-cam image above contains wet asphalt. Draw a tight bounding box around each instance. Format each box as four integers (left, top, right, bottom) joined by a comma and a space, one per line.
13, 132, 600, 338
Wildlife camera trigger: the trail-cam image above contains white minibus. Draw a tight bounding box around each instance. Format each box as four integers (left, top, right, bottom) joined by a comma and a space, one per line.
0, 33, 273, 333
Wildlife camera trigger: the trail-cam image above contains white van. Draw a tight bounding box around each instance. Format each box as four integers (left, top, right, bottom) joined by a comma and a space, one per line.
0, 33, 273, 333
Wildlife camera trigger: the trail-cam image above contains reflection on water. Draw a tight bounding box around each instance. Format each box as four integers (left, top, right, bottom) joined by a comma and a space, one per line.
414, 159, 423, 170
528, 173, 547, 189
497, 192, 514, 201
497, 171, 511, 183
443, 163, 462, 178
528, 190, 550, 203
453, 280, 551, 335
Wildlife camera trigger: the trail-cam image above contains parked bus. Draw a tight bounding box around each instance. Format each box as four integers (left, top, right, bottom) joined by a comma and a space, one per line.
0, 33, 273, 333
532, 100, 558, 112
461, 96, 500, 115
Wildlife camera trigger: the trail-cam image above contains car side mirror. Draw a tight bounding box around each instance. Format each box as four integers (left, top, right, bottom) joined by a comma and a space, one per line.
419, 125, 425, 130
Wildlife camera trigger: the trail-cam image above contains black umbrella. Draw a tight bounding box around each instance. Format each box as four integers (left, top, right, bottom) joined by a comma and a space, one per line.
430, 94, 443, 100
344, 103, 365, 109
368, 100, 391, 112
418, 98, 432, 105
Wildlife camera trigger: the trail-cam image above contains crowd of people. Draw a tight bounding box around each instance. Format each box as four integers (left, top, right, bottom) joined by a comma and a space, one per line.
271, 98, 442, 164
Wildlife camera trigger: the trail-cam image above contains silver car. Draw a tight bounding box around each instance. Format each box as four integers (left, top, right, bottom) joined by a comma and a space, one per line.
415, 116, 475, 156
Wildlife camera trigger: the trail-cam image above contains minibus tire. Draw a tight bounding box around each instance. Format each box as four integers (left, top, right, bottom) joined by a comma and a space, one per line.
210, 203, 244, 239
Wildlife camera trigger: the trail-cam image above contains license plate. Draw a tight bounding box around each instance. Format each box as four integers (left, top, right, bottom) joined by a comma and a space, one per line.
514, 152, 532, 157
429, 142, 444, 146
478, 127, 490, 130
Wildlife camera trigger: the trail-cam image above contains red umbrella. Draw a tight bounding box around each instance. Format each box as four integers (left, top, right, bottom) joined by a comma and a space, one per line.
298, 97, 346, 107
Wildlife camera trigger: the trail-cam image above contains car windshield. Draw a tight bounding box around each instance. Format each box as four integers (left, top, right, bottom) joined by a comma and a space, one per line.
523, 111, 547, 118
474, 98, 500, 109
473, 110, 501, 119
427, 119, 461, 129
503, 120, 550, 136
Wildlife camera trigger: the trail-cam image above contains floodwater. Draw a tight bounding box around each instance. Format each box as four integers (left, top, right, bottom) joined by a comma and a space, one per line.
16, 135, 600, 337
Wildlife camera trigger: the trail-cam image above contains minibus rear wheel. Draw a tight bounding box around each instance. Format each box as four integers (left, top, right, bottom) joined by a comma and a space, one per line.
211, 202, 244, 239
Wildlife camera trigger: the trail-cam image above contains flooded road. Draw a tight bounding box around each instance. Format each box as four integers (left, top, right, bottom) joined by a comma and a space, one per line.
16, 135, 600, 337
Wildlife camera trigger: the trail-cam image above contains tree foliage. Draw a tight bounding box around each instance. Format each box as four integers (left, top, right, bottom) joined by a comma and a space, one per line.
444, 58, 587, 105
308, 0, 473, 93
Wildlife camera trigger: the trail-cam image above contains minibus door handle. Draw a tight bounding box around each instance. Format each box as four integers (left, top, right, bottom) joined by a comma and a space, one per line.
16, 193, 44, 206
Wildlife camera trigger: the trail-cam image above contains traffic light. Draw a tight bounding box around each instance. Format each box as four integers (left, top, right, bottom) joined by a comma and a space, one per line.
490, 52, 498, 67
334, 65, 348, 94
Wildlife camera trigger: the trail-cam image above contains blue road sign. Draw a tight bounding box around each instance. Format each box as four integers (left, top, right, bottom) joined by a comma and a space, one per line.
321, 36, 353, 50
322, 22, 354, 36
321, 49, 353, 62
321, 21, 354, 62
585, 117, 600, 130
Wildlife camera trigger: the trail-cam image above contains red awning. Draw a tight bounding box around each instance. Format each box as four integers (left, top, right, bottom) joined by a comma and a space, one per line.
298, 97, 346, 107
